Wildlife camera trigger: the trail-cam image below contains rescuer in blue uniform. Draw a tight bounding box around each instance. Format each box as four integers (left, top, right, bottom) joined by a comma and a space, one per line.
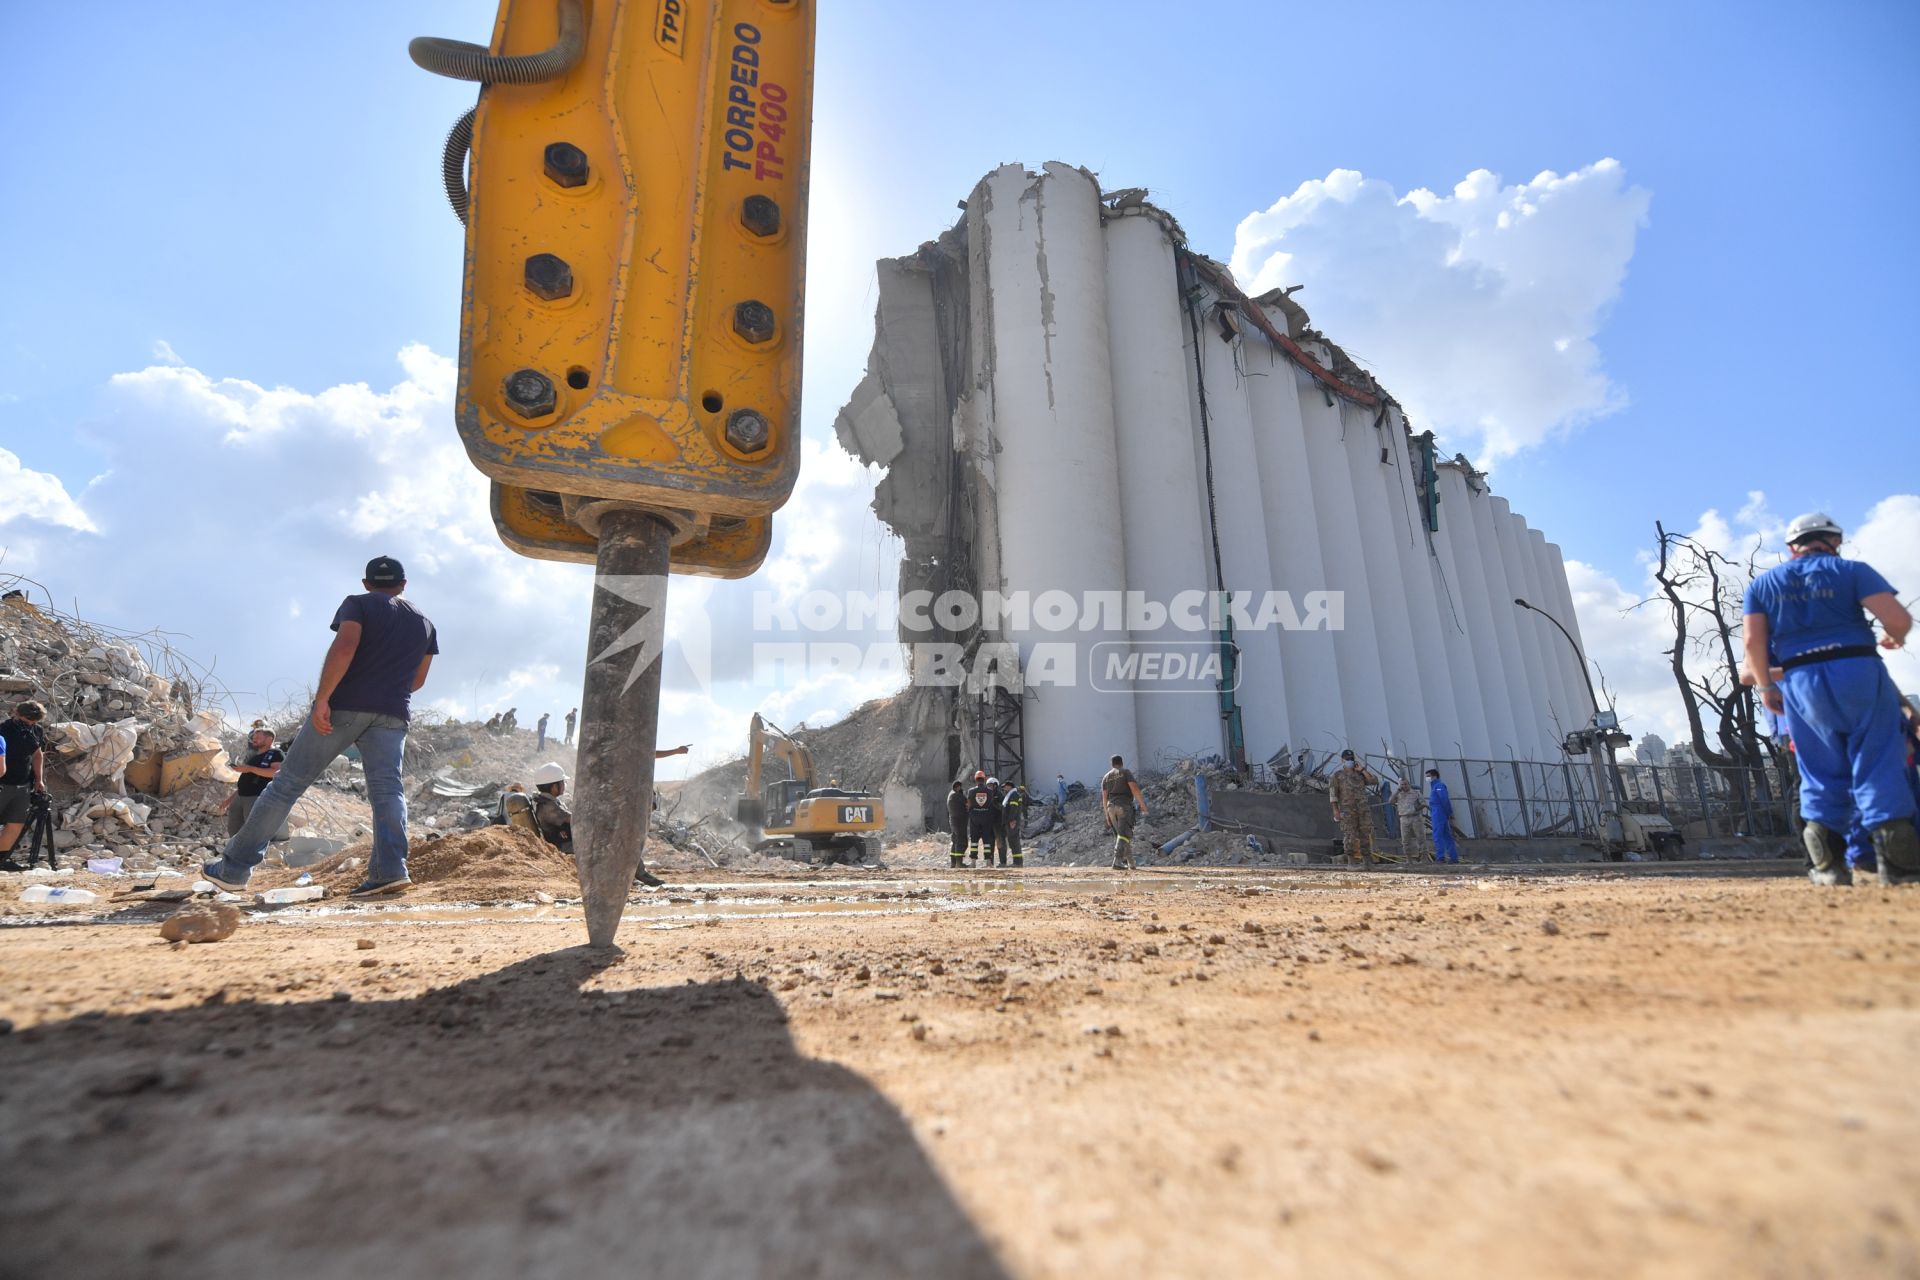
1742, 512, 1916, 885
1425, 768, 1460, 864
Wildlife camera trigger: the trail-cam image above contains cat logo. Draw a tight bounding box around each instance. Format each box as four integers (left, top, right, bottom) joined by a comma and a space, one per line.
655, 0, 685, 57
840, 805, 873, 825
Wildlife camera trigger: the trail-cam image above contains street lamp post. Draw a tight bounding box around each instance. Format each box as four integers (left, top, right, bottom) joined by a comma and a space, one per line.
1514, 597, 1623, 848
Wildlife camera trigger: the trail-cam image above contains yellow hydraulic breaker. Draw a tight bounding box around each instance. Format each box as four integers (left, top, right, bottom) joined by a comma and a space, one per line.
412, 0, 815, 945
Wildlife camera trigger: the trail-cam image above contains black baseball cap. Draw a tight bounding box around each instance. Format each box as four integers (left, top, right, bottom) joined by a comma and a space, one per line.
365, 556, 406, 585
1340, 749, 1356, 760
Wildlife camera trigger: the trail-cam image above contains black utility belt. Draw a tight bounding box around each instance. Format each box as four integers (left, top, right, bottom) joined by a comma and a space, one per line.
1781, 644, 1880, 671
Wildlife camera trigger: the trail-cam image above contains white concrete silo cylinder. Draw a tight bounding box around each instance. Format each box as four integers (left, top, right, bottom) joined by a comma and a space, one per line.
974, 162, 1137, 786
1102, 212, 1223, 765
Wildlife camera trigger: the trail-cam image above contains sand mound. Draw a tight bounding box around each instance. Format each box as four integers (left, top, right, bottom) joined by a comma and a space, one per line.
287, 826, 581, 901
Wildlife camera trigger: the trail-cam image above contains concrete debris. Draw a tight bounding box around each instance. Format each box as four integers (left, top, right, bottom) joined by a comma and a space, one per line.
159, 901, 242, 944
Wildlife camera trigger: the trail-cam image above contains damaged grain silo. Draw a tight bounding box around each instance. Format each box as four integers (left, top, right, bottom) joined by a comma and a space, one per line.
835, 162, 1594, 832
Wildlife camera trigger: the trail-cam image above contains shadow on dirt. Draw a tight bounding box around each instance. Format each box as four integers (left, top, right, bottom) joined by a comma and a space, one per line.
0, 947, 1009, 1280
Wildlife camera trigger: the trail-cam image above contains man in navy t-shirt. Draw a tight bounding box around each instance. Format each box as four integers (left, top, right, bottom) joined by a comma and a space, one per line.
1743, 512, 1914, 885
203, 556, 439, 896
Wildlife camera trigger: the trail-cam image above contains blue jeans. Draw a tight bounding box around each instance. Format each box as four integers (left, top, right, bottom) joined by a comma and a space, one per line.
208, 710, 410, 886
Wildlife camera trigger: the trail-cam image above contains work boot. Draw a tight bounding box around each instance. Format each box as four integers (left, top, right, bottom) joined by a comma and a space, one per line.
1872, 820, 1920, 886
1012, 857, 1024, 868
950, 854, 964, 870
1802, 822, 1853, 887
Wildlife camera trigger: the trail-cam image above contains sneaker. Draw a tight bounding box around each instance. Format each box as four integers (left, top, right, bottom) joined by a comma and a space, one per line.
0, 858, 26, 874
1807, 867, 1852, 887
200, 861, 250, 892
349, 876, 413, 897
634, 868, 665, 888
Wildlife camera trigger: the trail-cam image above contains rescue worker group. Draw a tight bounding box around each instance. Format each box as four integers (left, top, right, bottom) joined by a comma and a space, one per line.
33, 505, 1905, 896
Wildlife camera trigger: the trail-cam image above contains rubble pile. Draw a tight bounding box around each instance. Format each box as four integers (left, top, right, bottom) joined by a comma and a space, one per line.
1024, 759, 1340, 869
0, 595, 371, 875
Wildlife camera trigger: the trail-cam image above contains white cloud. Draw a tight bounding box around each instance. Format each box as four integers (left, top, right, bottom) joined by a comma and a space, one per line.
11, 348, 591, 729
3, 347, 906, 794
1851, 495, 1920, 695
1230, 160, 1651, 459
0, 446, 97, 533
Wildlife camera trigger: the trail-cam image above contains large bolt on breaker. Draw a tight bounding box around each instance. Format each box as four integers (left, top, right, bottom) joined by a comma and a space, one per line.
413, 0, 815, 946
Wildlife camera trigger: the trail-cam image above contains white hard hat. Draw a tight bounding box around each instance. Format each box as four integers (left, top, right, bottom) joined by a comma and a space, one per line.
1785, 511, 1843, 545
532, 762, 569, 786
987, 776, 1000, 786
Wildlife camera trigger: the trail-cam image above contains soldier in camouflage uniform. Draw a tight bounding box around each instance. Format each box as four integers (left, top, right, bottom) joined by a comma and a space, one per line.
1392, 777, 1430, 862
1328, 749, 1379, 868
1101, 754, 1149, 870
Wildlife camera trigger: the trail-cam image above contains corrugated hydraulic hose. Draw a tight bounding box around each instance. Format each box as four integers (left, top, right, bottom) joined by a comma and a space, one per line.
409, 0, 586, 84
411, 0, 586, 224
439, 109, 477, 225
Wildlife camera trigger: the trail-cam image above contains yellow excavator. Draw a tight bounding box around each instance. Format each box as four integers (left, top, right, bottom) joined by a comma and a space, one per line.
735, 713, 884, 865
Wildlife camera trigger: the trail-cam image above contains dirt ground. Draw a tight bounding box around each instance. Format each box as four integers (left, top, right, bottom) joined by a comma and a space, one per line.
0, 862, 1914, 1279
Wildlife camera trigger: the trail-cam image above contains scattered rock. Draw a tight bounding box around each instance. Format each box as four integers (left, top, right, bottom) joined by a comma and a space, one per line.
355, 939, 376, 951
87, 1067, 166, 1098
1540, 919, 1561, 937
158, 901, 241, 944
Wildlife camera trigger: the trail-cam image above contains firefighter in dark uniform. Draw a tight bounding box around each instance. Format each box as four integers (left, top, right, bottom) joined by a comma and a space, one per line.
947, 780, 968, 870
965, 770, 997, 867
999, 781, 1029, 867
986, 776, 1006, 864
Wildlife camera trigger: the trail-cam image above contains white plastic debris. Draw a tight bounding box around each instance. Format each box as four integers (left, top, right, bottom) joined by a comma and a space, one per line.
258, 886, 325, 905
20, 886, 98, 907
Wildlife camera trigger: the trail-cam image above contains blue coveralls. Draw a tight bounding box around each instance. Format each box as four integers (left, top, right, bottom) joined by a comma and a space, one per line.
1744, 554, 1913, 834
1428, 779, 1459, 864
1770, 705, 1878, 870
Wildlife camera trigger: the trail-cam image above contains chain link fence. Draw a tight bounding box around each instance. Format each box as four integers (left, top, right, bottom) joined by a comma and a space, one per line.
1251, 748, 1796, 843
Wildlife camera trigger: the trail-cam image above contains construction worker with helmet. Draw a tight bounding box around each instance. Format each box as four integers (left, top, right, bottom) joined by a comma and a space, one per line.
522, 761, 574, 854
1743, 511, 1916, 885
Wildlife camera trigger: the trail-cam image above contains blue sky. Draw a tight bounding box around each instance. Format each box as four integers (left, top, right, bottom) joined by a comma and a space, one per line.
3, 0, 1917, 768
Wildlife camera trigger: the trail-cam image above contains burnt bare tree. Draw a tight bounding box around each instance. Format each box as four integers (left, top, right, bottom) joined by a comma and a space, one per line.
1640, 521, 1773, 769
1638, 522, 1792, 835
